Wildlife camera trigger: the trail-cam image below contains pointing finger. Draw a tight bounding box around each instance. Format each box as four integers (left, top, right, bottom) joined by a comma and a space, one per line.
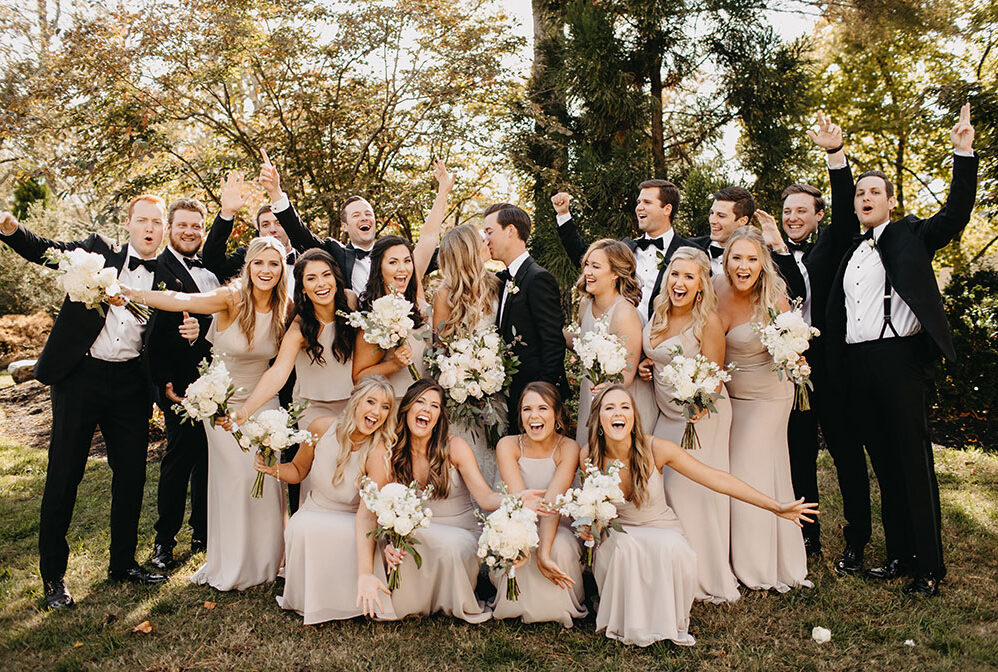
260, 148, 272, 166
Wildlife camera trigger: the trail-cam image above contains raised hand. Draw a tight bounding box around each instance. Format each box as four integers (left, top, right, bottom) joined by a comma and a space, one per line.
805, 112, 843, 151
0, 211, 18, 235
551, 192, 572, 217
432, 158, 455, 194
219, 171, 247, 220
756, 209, 788, 254
258, 148, 282, 202
951, 102, 974, 153
537, 553, 575, 590
773, 497, 819, 527
178, 311, 199, 343
356, 573, 391, 618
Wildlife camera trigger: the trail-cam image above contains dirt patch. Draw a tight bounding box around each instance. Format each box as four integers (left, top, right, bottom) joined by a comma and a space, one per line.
0, 312, 52, 366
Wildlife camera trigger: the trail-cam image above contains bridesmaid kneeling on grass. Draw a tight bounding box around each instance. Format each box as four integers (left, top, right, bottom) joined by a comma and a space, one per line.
586, 385, 817, 647
355, 379, 548, 622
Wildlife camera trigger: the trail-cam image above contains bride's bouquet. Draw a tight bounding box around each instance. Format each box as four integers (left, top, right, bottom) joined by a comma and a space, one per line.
659, 347, 734, 450
358, 477, 434, 590
424, 325, 519, 449
476, 495, 539, 601
555, 459, 626, 566
234, 401, 313, 498
341, 293, 421, 380
43, 248, 151, 321
172, 355, 241, 428
570, 315, 629, 386
753, 307, 820, 410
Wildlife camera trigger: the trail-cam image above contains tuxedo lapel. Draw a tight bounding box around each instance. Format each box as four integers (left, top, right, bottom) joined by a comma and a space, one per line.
343, 246, 358, 289
162, 251, 200, 293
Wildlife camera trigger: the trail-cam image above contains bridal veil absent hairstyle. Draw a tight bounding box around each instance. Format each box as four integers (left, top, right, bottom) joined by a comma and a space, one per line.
290, 249, 355, 365
517, 381, 567, 434
333, 375, 397, 487
586, 385, 653, 507
234, 236, 290, 351
650, 246, 716, 342
721, 226, 788, 322
574, 239, 642, 307
360, 235, 425, 329
390, 378, 452, 498
437, 223, 499, 341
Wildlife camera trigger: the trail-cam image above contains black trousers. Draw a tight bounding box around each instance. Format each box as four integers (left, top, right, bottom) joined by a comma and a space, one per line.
40, 356, 151, 581
846, 334, 943, 577
153, 401, 208, 547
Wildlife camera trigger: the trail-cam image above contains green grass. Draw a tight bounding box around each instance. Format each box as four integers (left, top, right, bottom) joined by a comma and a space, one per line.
0, 438, 996, 671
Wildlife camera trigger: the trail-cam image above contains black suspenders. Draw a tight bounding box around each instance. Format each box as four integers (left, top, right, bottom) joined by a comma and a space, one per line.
877, 251, 901, 340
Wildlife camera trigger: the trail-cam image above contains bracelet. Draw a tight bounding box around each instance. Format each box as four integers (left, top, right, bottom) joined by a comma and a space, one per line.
825, 143, 844, 154
273, 464, 281, 482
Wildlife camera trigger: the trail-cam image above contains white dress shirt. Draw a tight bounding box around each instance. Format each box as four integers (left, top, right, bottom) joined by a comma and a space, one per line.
168, 246, 220, 293
498, 250, 530, 325
708, 242, 725, 276
90, 245, 155, 361
843, 221, 920, 344
790, 246, 813, 325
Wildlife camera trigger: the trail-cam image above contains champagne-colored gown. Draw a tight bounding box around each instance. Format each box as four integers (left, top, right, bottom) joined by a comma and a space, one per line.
725, 322, 810, 591
192, 312, 285, 591
643, 322, 740, 604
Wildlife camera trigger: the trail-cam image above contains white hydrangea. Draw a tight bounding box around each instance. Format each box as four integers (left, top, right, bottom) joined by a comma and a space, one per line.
555, 459, 626, 564
174, 357, 239, 425
476, 495, 539, 600
44, 248, 149, 320
572, 315, 629, 385
753, 308, 820, 410
343, 293, 416, 350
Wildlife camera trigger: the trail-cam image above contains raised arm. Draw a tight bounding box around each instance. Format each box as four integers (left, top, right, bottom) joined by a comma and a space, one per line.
259, 149, 327, 254
758, 209, 806, 302
0, 212, 95, 266
356, 443, 393, 617
413, 160, 454, 280
124, 282, 236, 317
233, 322, 305, 422
551, 192, 588, 268
203, 171, 249, 282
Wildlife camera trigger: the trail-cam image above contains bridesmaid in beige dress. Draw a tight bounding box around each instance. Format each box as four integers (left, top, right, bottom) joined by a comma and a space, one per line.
492, 382, 587, 627
567, 240, 655, 446
584, 386, 818, 647
251, 376, 398, 624
714, 225, 811, 592
125, 237, 291, 591
355, 379, 547, 623
638, 246, 740, 604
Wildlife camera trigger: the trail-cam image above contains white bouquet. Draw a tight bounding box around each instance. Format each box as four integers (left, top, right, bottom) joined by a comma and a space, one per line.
555, 459, 626, 566
341, 293, 420, 380
234, 401, 313, 498
570, 314, 629, 386
476, 495, 539, 601
358, 477, 435, 590
424, 325, 520, 449
43, 248, 151, 321
173, 355, 241, 427
659, 347, 735, 450
753, 307, 820, 410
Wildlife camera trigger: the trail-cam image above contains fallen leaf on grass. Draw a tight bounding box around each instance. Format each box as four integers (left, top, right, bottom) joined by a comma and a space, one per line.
72, 641, 82, 648
131, 620, 154, 634
203, 601, 216, 610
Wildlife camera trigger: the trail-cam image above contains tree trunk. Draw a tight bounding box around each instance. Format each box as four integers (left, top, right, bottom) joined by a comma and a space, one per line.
894, 134, 906, 215
650, 52, 666, 179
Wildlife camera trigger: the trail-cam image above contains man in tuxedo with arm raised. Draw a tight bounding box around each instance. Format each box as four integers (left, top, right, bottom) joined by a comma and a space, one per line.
823, 104, 977, 596
0, 197, 169, 609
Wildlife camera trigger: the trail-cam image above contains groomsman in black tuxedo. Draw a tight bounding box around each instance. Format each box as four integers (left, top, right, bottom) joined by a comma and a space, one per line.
0, 197, 169, 609
146, 198, 222, 570
823, 104, 977, 596
552, 180, 693, 318
483, 204, 568, 420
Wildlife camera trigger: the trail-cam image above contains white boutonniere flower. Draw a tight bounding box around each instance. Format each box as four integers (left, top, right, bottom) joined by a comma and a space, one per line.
867, 238, 876, 250
505, 280, 519, 295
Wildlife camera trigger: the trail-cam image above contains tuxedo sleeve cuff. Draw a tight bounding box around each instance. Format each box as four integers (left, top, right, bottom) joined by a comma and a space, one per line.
954, 150, 975, 158
216, 214, 233, 222
271, 194, 290, 213
827, 156, 848, 170
555, 213, 572, 226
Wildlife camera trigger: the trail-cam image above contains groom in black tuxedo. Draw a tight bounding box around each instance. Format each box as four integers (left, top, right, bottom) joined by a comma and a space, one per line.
823, 104, 977, 596
483, 204, 568, 422
0, 197, 169, 609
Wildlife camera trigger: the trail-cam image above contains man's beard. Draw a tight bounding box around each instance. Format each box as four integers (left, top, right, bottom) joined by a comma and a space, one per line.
171, 235, 201, 256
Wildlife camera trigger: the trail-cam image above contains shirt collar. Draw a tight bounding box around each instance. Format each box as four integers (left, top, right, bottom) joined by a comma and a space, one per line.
125, 243, 154, 262
507, 250, 530, 278
167, 245, 195, 265
871, 220, 891, 242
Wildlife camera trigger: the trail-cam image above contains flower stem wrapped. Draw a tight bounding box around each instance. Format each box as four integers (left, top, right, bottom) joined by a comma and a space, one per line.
359, 477, 434, 590
555, 460, 626, 566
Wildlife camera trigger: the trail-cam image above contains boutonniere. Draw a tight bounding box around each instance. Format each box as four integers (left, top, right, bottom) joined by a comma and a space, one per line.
505, 279, 520, 295
655, 250, 668, 270
867, 237, 876, 250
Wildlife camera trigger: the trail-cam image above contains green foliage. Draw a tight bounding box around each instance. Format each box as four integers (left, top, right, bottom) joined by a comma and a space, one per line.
11, 177, 52, 220
674, 162, 731, 238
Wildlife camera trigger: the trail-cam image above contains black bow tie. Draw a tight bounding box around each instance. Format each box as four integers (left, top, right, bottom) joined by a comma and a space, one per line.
350, 246, 370, 261
786, 239, 805, 253
498, 269, 512, 283
128, 257, 158, 272
634, 237, 664, 252
183, 256, 204, 269
286, 251, 298, 265
708, 245, 724, 259
853, 228, 875, 245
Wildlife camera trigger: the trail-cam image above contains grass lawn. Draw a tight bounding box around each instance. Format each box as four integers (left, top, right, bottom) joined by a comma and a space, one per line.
0, 438, 995, 672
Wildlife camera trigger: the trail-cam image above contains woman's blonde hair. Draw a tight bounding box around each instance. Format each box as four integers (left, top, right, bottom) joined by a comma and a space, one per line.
233, 236, 290, 351
332, 375, 398, 487
585, 385, 654, 508
721, 226, 788, 321
650, 246, 717, 342
437, 223, 499, 340
573, 239, 642, 307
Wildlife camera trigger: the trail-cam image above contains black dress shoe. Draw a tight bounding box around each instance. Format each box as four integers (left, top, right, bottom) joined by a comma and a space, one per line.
150, 544, 174, 571
43, 579, 75, 610
833, 544, 864, 576
904, 573, 941, 597
804, 536, 823, 559
190, 539, 206, 554
108, 565, 168, 585
865, 558, 912, 581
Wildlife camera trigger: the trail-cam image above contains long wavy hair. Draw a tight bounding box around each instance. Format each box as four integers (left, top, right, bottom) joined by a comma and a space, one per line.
360, 235, 425, 329
233, 236, 290, 351
649, 246, 717, 342
517, 381, 568, 435
437, 223, 499, 340
331, 375, 398, 487
573, 239, 642, 307
289, 249, 355, 365
721, 226, 788, 321
389, 378, 452, 498
586, 385, 653, 508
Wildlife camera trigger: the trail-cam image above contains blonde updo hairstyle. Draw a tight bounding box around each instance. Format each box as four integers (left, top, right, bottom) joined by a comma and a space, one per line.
574, 239, 642, 308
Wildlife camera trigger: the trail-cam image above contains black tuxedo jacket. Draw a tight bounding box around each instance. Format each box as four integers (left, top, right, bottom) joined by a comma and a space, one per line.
201, 214, 249, 283
497, 256, 568, 406
826, 154, 978, 361
0, 225, 136, 385
688, 233, 808, 302
143, 250, 217, 406
557, 217, 694, 318
276, 204, 365, 291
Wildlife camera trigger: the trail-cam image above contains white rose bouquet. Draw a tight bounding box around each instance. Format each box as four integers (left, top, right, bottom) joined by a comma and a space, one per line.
570, 315, 629, 386
752, 307, 820, 410
555, 459, 626, 566
424, 325, 520, 450
341, 293, 421, 380
43, 248, 151, 321
234, 401, 313, 498
358, 477, 435, 590
173, 355, 241, 428
659, 347, 735, 450
476, 495, 539, 601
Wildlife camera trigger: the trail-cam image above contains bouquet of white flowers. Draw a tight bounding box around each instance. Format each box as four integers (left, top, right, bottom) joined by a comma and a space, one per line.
358, 477, 435, 590
424, 325, 520, 449
341, 293, 421, 380
43, 248, 151, 321
476, 495, 539, 601
570, 315, 629, 386
659, 347, 735, 450
234, 401, 313, 498
555, 459, 626, 566
753, 307, 820, 410
173, 355, 241, 428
